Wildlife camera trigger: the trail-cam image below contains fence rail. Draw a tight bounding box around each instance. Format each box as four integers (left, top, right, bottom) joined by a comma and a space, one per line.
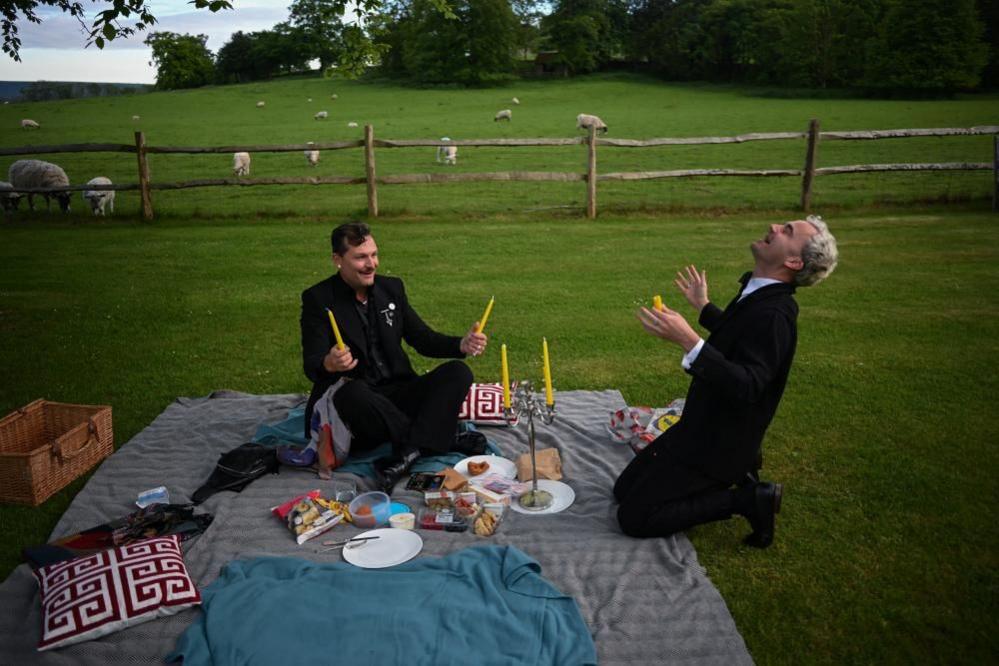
1, 124, 996, 220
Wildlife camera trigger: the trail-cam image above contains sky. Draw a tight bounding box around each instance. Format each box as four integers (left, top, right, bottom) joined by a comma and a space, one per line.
0, 1, 291, 84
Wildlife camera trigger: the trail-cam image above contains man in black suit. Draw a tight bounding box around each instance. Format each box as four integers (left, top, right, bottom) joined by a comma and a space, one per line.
614, 216, 838, 548
301, 221, 488, 492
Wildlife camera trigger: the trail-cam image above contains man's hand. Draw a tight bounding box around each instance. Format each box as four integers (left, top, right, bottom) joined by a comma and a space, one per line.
637, 306, 701, 352
323, 345, 358, 373
460, 323, 488, 357
675, 264, 709, 312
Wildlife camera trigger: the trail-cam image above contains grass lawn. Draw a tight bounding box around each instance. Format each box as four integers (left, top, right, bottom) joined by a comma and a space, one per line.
1, 206, 998, 664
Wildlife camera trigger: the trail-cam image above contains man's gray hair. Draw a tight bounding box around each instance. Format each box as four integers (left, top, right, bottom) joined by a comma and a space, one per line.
795, 215, 838, 287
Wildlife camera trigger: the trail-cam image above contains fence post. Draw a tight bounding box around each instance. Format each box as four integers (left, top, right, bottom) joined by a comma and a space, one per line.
134, 131, 153, 221
993, 135, 998, 213
365, 124, 378, 218
586, 125, 597, 219
800, 118, 820, 213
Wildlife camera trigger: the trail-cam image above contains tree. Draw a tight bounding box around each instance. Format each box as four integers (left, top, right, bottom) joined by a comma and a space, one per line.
1, 0, 231, 62
541, 0, 629, 75
216, 26, 313, 82
144, 32, 215, 90
289, 0, 348, 75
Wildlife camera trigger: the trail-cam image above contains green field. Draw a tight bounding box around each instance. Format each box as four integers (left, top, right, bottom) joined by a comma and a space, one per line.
1, 75, 998, 664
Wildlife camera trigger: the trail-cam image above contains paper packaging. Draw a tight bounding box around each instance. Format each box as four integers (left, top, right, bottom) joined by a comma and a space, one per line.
471, 485, 510, 506
516, 447, 562, 482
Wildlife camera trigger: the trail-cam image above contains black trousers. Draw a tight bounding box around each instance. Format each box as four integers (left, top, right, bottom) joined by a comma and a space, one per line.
614, 437, 741, 538
332, 360, 473, 455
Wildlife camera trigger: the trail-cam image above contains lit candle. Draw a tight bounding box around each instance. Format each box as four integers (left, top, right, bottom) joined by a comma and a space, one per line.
501, 344, 511, 409
477, 296, 495, 334
653, 294, 664, 311
542, 337, 553, 406
326, 308, 345, 350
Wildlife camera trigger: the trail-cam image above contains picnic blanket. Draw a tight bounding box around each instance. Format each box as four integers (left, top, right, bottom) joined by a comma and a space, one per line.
0, 389, 752, 665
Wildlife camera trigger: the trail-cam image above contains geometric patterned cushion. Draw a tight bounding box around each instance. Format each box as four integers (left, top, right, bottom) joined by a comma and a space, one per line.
33, 534, 200, 651
457, 383, 509, 426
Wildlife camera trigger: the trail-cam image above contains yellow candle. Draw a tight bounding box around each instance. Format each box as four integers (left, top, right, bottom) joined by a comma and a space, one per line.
653, 294, 664, 311
477, 296, 495, 334
501, 344, 511, 409
542, 337, 554, 406
326, 308, 345, 350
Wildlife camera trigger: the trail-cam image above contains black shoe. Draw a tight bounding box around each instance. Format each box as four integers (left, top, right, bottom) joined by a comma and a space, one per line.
743, 482, 782, 549
375, 450, 419, 495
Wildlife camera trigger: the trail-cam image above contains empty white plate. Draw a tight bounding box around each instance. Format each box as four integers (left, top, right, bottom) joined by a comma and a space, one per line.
510, 479, 575, 515
454, 454, 517, 479
342, 528, 423, 569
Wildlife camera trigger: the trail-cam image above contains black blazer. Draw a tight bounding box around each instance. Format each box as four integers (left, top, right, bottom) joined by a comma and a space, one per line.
300, 273, 464, 436
659, 273, 799, 484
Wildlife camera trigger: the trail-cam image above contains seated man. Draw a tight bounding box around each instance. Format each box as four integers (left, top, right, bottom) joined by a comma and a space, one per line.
300, 221, 488, 492
615, 216, 838, 548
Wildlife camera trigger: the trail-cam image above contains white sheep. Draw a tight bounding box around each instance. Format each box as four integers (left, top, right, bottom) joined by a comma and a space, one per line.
307, 97, 313, 102
8, 159, 71, 212
21, 119, 39, 129
347, 121, 358, 128
315, 111, 328, 120
494, 109, 512, 122
256, 101, 265, 108
436, 137, 457, 166
0, 181, 24, 212
83, 177, 115, 216
331, 94, 338, 100
576, 113, 608, 134
512, 97, 520, 105
232, 152, 251, 177
131, 115, 140, 121
304, 142, 320, 167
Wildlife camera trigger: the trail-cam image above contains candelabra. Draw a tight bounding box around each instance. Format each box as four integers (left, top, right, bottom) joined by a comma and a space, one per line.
503, 380, 555, 511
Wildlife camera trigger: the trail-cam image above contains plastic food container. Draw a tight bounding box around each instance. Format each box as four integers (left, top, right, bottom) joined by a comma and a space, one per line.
389, 512, 415, 530
349, 491, 391, 528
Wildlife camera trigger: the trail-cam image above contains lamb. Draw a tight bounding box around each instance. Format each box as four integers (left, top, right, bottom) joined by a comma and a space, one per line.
256, 101, 265, 108
232, 152, 251, 177
132, 115, 140, 121
576, 113, 608, 134
8, 159, 71, 212
494, 109, 512, 122
307, 98, 313, 102
21, 119, 39, 129
331, 93, 338, 100
0, 181, 24, 212
512, 97, 520, 105
436, 137, 457, 166
315, 111, 328, 120
83, 177, 115, 216
347, 121, 358, 128
304, 142, 320, 167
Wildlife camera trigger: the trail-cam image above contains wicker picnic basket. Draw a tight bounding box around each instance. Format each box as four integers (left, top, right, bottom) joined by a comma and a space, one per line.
0, 399, 113, 506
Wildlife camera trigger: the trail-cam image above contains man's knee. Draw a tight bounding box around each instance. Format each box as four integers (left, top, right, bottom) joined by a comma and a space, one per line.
617, 502, 652, 538
332, 379, 371, 414
438, 359, 473, 389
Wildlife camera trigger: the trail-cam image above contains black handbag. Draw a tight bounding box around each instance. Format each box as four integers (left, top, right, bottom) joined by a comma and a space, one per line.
191, 442, 279, 504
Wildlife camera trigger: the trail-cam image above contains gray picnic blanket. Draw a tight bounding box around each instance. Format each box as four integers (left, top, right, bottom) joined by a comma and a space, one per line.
0, 389, 752, 665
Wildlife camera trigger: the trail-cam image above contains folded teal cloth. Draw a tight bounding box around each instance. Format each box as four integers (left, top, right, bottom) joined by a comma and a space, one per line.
166, 545, 597, 666
252, 408, 500, 478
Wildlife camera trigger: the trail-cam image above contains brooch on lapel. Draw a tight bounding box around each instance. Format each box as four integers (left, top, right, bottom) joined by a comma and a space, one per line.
381, 302, 396, 327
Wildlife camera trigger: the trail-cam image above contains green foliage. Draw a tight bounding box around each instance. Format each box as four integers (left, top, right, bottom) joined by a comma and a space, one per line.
541, 0, 629, 74
144, 31, 216, 91
215, 27, 312, 83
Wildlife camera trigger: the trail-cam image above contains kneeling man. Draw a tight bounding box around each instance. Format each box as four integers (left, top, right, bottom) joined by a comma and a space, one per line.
301, 222, 487, 492
615, 216, 838, 547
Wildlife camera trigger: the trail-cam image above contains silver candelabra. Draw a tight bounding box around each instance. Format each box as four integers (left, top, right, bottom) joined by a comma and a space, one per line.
503, 380, 556, 511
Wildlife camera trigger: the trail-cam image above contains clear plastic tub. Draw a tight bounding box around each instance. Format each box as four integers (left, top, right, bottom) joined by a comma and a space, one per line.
349, 491, 391, 528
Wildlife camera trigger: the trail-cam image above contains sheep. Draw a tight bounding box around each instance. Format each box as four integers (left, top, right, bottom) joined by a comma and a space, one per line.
131, 115, 140, 121
304, 142, 320, 167
347, 121, 358, 128
512, 97, 520, 105
315, 111, 328, 120
576, 113, 608, 134
494, 109, 512, 122
8, 159, 71, 212
307, 97, 313, 102
256, 101, 265, 108
0, 181, 24, 212
436, 137, 457, 166
82, 177, 115, 216
232, 152, 251, 177
21, 119, 39, 129
331, 94, 338, 100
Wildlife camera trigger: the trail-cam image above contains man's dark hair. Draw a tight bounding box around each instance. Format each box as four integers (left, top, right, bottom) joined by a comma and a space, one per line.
331, 221, 371, 255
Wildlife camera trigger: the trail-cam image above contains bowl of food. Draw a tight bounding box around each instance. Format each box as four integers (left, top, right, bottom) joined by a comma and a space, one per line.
349, 491, 391, 528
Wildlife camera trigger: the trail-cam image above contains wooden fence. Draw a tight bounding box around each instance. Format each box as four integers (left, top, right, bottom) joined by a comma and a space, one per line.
2, 122, 997, 221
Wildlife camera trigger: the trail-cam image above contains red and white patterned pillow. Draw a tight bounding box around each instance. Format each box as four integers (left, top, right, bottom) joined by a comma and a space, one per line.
458, 383, 509, 426
33, 534, 200, 651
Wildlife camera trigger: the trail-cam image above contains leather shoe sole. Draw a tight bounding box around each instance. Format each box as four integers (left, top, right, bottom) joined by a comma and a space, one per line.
743, 482, 782, 549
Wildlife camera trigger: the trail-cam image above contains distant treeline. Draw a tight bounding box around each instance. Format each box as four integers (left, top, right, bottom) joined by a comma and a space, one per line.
1, 81, 152, 102
148, 0, 998, 95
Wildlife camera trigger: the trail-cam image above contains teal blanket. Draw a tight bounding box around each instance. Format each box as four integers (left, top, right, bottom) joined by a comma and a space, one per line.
167, 544, 596, 665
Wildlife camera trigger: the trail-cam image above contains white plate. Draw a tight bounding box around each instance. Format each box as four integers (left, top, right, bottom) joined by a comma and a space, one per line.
454, 454, 517, 479
342, 528, 423, 569
510, 479, 575, 515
